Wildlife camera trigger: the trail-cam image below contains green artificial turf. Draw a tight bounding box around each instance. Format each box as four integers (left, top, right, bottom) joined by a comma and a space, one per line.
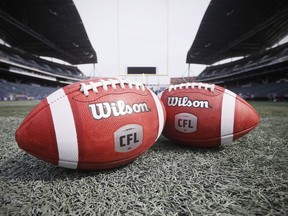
0, 101, 287, 215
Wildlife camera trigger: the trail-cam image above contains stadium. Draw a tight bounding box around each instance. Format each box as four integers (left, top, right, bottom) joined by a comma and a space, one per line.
1, 0, 287, 215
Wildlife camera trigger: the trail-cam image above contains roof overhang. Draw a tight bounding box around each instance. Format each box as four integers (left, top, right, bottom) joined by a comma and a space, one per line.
187, 0, 288, 65
0, 0, 97, 65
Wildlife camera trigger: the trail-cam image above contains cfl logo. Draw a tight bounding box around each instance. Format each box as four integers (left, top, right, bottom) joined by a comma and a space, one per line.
114, 124, 143, 153
175, 113, 197, 133
119, 133, 139, 147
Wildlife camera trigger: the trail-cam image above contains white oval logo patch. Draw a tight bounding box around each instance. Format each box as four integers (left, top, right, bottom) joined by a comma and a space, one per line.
114, 124, 143, 153
175, 113, 197, 133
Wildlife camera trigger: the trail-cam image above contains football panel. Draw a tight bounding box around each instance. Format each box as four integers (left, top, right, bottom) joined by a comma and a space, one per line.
160, 87, 235, 146
15, 99, 59, 164
16, 78, 166, 169
161, 89, 223, 141
234, 97, 260, 134
67, 86, 161, 168
160, 84, 260, 147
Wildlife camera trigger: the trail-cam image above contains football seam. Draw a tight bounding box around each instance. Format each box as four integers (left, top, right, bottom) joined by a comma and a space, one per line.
48, 94, 67, 105
80, 79, 146, 96
72, 90, 150, 103
162, 89, 221, 97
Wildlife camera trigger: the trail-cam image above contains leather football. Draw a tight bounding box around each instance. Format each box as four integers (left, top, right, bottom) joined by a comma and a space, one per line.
15, 78, 166, 169
158, 82, 260, 148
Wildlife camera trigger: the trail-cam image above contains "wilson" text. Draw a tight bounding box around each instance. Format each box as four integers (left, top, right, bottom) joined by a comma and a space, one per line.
89, 100, 150, 120
167, 97, 209, 108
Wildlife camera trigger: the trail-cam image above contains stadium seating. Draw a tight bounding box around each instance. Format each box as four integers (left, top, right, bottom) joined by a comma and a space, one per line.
0, 79, 57, 101
197, 43, 288, 81
0, 44, 85, 79
195, 43, 288, 100
228, 81, 288, 100
0, 44, 87, 101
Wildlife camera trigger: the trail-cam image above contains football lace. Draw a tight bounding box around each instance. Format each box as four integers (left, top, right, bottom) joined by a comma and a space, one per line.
168, 82, 215, 92
80, 78, 146, 96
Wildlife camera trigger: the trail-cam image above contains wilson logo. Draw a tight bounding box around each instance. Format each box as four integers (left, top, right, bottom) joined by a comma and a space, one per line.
167, 97, 209, 108
89, 100, 150, 120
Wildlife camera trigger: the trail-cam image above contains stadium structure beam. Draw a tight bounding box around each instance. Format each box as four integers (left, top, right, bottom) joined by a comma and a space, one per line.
202, 6, 288, 64
0, 8, 78, 63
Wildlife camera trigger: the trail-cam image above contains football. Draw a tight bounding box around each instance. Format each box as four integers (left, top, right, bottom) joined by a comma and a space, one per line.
15, 78, 166, 170
158, 82, 260, 148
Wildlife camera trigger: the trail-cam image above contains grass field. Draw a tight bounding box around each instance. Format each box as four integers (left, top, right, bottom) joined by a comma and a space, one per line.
0, 100, 287, 215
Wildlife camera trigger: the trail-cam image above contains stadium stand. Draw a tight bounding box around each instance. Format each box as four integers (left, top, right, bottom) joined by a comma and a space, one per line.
228, 82, 288, 101
196, 43, 288, 82
0, 79, 57, 101
0, 0, 97, 65
194, 42, 288, 100
186, 0, 288, 65
187, 0, 288, 101
0, 0, 97, 100
0, 44, 87, 101
0, 44, 85, 80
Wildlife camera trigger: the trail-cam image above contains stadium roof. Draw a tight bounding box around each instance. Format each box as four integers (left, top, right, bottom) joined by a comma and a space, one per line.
186, 0, 288, 65
0, 0, 97, 65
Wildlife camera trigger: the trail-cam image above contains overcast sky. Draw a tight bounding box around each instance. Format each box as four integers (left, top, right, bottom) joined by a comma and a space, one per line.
73, 0, 210, 85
